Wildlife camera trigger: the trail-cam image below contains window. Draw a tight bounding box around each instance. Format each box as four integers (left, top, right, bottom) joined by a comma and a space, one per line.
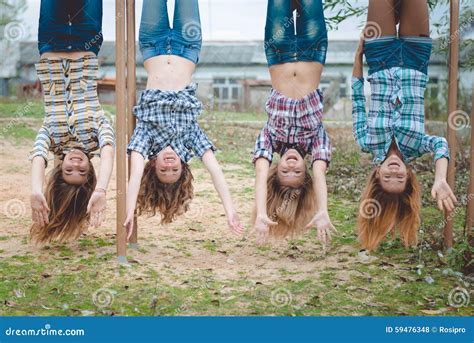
212, 77, 242, 109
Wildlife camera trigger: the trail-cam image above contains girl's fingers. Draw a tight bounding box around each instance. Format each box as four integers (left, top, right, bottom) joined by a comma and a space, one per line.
431, 188, 437, 199
437, 199, 444, 211
41, 210, 49, 225
41, 211, 49, 225
442, 199, 450, 212
450, 192, 458, 204
447, 198, 455, 212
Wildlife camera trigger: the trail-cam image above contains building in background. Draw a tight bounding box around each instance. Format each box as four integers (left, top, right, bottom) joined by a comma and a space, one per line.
15, 40, 473, 120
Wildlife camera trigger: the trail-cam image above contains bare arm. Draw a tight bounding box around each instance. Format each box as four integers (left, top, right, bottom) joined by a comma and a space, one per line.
312, 161, 329, 212
96, 145, 114, 190
124, 151, 146, 238
253, 157, 277, 243
431, 157, 457, 212
202, 150, 243, 235
305, 160, 335, 246
31, 156, 46, 194
87, 144, 115, 227
353, 38, 364, 78
30, 156, 49, 226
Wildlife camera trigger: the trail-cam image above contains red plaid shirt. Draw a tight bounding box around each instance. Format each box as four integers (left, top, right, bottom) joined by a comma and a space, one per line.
253, 89, 332, 165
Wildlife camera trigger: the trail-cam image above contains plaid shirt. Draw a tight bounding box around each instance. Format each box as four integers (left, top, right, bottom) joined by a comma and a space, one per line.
128, 83, 215, 162
30, 56, 115, 165
253, 89, 332, 164
352, 69, 449, 165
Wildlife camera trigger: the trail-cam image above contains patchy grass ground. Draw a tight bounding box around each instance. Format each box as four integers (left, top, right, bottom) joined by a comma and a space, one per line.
0, 100, 472, 316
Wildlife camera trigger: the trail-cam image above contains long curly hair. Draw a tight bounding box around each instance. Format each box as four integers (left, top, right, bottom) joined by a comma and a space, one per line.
30, 162, 96, 244
357, 166, 421, 251
252, 164, 317, 239
137, 160, 194, 224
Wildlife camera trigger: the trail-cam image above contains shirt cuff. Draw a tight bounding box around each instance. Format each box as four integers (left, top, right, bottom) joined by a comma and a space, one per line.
252, 150, 272, 164
434, 138, 450, 161
351, 77, 364, 90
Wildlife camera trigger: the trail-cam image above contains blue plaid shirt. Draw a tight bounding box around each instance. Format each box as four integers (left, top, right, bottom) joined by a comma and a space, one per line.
351, 69, 449, 165
127, 83, 215, 162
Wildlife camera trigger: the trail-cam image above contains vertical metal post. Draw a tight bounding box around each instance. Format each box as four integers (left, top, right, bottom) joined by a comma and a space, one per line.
126, 0, 138, 247
443, 0, 460, 249
115, 0, 128, 262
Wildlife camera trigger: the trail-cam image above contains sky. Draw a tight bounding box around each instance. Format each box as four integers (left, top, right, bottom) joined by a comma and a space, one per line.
18, 0, 449, 42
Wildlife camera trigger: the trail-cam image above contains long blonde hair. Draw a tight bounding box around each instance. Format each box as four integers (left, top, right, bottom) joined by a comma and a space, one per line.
253, 164, 317, 239
30, 162, 96, 244
357, 167, 421, 251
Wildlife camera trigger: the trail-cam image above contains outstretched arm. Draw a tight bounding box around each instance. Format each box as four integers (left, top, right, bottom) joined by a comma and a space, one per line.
305, 161, 335, 246
87, 144, 114, 228
202, 150, 244, 235
431, 157, 457, 213
253, 157, 277, 243
418, 135, 457, 212
30, 126, 51, 227
124, 151, 146, 239
30, 156, 49, 227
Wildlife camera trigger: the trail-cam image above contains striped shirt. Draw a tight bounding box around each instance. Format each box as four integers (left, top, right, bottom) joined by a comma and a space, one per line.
127, 83, 215, 162
30, 56, 115, 164
253, 88, 332, 164
351, 68, 449, 164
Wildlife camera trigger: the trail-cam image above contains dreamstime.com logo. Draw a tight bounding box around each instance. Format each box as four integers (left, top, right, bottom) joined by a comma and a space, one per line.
447, 287, 471, 308
270, 288, 293, 308
182, 21, 201, 42
3, 199, 26, 219
3, 21, 26, 41
184, 202, 203, 220
359, 198, 381, 219
92, 288, 115, 308
361, 21, 382, 41
448, 110, 470, 131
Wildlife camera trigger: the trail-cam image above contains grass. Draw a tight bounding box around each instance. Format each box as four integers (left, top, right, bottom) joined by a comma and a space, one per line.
0, 99, 472, 316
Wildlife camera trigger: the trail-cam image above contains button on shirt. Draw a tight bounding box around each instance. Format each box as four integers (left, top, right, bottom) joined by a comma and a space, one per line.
351, 67, 449, 164
253, 88, 332, 164
30, 56, 115, 164
127, 83, 215, 162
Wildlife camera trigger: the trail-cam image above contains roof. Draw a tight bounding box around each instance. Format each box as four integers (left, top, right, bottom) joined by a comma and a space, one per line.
19, 40, 449, 66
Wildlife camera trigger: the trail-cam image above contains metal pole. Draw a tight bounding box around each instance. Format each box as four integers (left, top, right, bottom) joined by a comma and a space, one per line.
126, 0, 138, 246
443, 0, 460, 250
116, 0, 128, 262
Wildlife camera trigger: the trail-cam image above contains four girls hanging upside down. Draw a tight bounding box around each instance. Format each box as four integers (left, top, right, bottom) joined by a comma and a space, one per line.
29, 0, 115, 244
28, 0, 458, 252
353, 0, 457, 251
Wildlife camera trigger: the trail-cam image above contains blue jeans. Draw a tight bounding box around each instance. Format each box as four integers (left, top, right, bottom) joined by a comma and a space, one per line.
264, 0, 328, 67
364, 36, 432, 75
139, 0, 202, 64
38, 0, 103, 55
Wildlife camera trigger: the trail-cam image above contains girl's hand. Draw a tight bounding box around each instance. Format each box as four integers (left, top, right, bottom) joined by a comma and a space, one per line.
305, 210, 336, 246
254, 213, 277, 245
87, 190, 107, 228
30, 192, 50, 227
431, 180, 457, 212
227, 211, 244, 236
123, 211, 135, 241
